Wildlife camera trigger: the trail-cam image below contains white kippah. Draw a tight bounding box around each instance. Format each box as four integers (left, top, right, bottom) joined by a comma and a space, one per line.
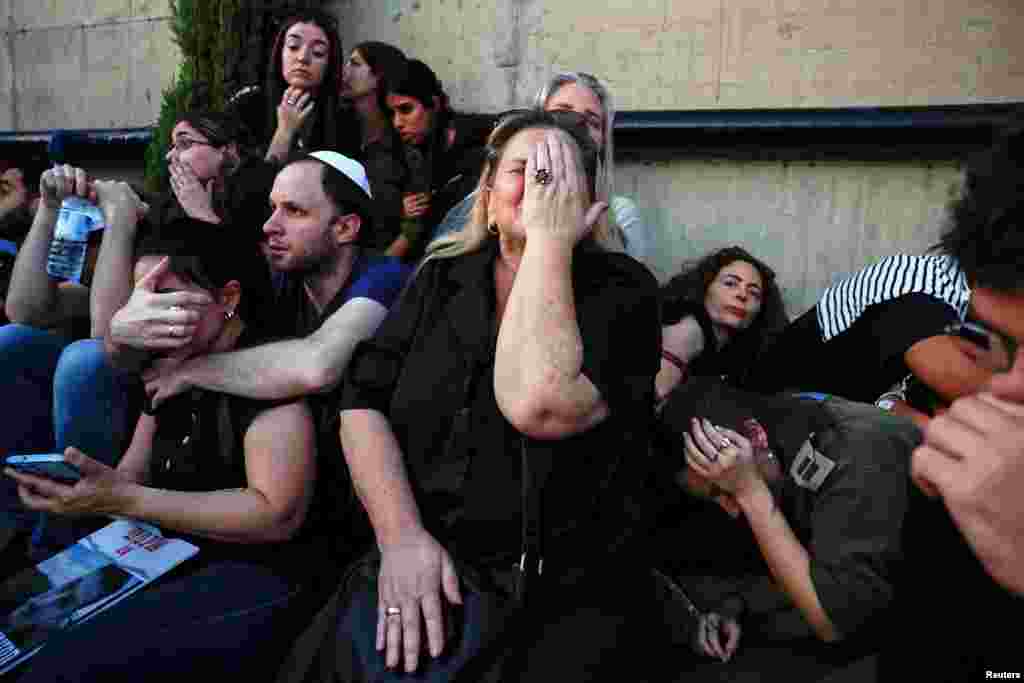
308, 150, 373, 199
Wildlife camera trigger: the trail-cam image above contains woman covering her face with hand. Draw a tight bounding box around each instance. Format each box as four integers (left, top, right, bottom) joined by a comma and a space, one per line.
6, 226, 337, 682
284, 110, 675, 682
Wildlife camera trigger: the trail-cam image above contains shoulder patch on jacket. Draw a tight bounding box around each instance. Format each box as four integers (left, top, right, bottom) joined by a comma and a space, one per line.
789, 436, 836, 492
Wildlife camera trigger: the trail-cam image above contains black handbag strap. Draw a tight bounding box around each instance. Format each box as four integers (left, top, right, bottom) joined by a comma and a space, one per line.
516, 436, 552, 607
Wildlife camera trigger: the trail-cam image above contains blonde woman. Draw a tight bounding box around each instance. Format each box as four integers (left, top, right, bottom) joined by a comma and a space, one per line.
313, 110, 672, 681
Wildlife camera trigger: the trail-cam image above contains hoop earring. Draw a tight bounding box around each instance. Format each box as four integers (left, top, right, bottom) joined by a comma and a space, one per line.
488, 223, 499, 236
224, 309, 236, 321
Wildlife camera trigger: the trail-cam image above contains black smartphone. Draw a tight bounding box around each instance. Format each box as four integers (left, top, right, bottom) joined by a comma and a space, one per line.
4, 453, 82, 484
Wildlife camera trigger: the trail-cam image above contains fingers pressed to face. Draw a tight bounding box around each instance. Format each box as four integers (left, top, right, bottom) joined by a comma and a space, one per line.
545, 131, 565, 185
690, 418, 721, 461
557, 132, 583, 194
911, 444, 958, 499
163, 290, 214, 309
535, 136, 553, 181
922, 409, 987, 465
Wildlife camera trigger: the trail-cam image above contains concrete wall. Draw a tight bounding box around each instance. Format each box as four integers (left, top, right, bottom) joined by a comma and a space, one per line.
618, 156, 962, 313
328, 0, 1008, 311
328, 0, 1024, 112
0, 1, 178, 130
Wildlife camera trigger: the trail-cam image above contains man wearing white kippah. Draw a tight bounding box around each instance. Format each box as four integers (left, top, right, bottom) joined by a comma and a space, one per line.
142, 152, 411, 548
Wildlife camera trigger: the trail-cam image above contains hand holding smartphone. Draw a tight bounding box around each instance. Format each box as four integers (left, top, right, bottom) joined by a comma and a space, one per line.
5, 453, 83, 484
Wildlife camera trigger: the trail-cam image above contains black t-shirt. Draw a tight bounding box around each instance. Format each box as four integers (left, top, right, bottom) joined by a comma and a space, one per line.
148, 331, 330, 584
341, 240, 662, 579
749, 293, 961, 402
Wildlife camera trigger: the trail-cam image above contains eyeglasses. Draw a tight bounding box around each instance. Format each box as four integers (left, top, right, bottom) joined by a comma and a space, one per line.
945, 320, 1019, 372
170, 137, 216, 153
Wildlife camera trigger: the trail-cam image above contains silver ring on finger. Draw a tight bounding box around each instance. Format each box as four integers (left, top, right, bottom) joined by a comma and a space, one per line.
385, 606, 402, 618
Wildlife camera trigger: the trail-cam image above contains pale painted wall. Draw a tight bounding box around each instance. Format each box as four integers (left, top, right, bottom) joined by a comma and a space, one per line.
617, 156, 962, 313
328, 1, 1007, 312
327, 0, 1024, 112
0, 1, 178, 130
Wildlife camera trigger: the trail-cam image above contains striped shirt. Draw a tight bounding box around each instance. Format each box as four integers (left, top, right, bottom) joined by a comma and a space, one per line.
816, 254, 971, 341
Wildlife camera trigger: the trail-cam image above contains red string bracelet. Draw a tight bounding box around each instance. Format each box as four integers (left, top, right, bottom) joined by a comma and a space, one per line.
661, 348, 688, 374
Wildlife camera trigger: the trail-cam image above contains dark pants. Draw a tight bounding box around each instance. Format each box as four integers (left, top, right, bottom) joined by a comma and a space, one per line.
15, 561, 310, 683
336, 569, 676, 682
0, 325, 139, 557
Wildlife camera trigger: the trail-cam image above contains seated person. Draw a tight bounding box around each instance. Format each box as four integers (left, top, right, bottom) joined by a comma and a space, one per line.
287, 111, 674, 681
1, 166, 145, 555
878, 121, 1024, 681
228, 9, 344, 162
383, 59, 492, 262
1, 159, 45, 322
745, 244, 992, 424
98, 109, 279, 371
4, 227, 335, 681
434, 72, 651, 266
656, 375, 919, 680
134, 152, 409, 535
338, 41, 410, 252
657, 246, 788, 402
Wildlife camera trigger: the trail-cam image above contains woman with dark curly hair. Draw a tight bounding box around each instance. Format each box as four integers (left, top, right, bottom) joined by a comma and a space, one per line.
657, 246, 787, 403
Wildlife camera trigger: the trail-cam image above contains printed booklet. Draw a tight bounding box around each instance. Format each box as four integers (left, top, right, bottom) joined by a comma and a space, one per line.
0, 520, 198, 674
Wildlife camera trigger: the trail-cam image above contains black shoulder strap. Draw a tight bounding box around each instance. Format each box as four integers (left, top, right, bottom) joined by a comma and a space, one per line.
516, 436, 554, 607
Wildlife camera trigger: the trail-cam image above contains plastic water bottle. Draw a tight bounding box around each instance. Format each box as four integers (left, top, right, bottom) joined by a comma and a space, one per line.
45, 197, 106, 286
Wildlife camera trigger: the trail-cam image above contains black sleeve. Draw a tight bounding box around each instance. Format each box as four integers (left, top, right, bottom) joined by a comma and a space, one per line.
807, 400, 919, 637
867, 293, 961, 368
339, 261, 439, 415
576, 253, 661, 420
226, 158, 279, 243
362, 144, 406, 251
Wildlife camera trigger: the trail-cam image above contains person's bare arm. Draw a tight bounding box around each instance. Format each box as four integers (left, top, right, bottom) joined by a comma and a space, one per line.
5, 167, 91, 328
495, 237, 608, 438
11, 401, 316, 544
656, 315, 707, 405
146, 297, 389, 407
905, 335, 994, 404
115, 413, 159, 484
685, 422, 842, 643
493, 131, 610, 439
339, 409, 461, 673
89, 181, 147, 339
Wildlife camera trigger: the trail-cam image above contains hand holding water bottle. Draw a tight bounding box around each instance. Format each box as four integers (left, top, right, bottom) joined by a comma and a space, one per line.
39, 164, 93, 210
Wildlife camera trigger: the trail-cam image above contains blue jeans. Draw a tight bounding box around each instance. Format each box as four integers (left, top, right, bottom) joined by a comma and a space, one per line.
0, 324, 138, 552
14, 560, 310, 682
